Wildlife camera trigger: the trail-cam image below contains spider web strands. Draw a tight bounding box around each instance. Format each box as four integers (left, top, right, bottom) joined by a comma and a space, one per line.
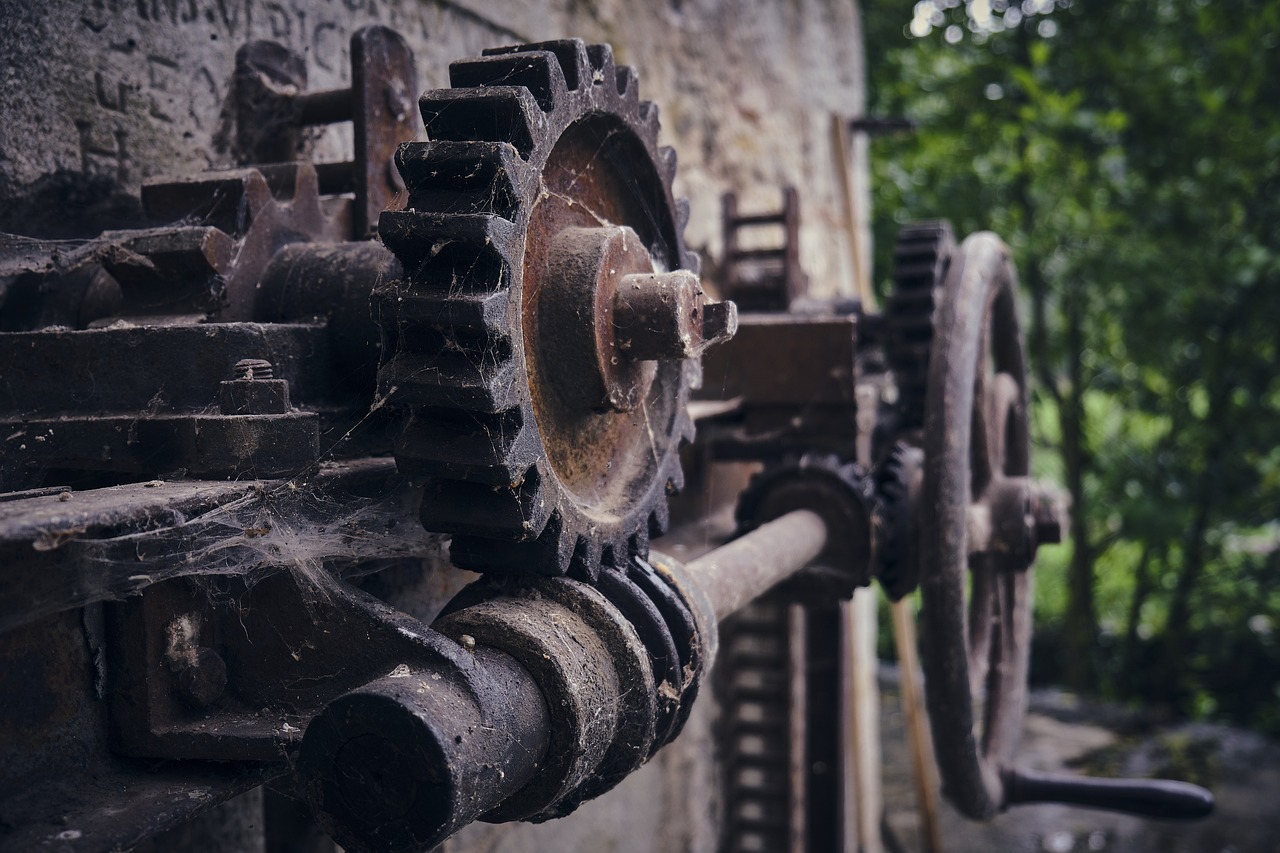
0, 458, 441, 633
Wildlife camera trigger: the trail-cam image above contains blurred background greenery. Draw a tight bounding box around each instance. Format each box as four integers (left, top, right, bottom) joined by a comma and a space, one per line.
863, 0, 1280, 733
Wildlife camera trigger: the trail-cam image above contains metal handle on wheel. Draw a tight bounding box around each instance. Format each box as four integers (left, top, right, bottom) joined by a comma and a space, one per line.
1004, 769, 1214, 820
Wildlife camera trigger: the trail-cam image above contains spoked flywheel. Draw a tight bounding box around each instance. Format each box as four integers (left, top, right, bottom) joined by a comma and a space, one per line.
912, 230, 1221, 824
918, 231, 1047, 819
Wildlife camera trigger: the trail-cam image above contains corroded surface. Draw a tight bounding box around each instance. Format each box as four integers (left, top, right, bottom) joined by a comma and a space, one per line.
376, 38, 702, 578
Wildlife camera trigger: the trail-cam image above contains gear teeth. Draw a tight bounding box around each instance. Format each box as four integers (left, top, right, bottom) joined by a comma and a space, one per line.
627, 526, 650, 559
585, 43, 616, 89
637, 100, 661, 147
658, 147, 679, 186
396, 141, 532, 219
419, 468, 553, 542
614, 65, 639, 100
896, 221, 952, 242
569, 534, 604, 583
735, 450, 875, 581
894, 259, 945, 279
486, 39, 589, 91
449, 51, 565, 112
382, 40, 698, 581
887, 313, 935, 341
894, 242, 947, 263
887, 220, 954, 434
607, 533, 632, 566
452, 510, 572, 575
371, 281, 509, 343
394, 408, 539, 485
142, 168, 274, 237
419, 87, 544, 158
600, 541, 620, 571
372, 282, 510, 343
886, 288, 936, 309
377, 348, 519, 412
378, 211, 514, 288
672, 194, 690, 229
872, 442, 921, 601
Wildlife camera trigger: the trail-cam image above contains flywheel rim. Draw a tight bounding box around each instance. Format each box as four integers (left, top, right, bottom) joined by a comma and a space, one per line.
918, 231, 1033, 820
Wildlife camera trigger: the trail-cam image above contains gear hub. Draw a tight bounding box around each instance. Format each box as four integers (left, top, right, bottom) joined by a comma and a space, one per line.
376, 39, 734, 579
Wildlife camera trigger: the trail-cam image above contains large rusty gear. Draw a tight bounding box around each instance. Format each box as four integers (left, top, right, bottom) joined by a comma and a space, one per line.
376, 40, 730, 579
885, 220, 955, 434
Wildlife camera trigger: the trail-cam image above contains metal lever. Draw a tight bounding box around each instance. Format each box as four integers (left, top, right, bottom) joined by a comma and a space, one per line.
1004, 769, 1214, 820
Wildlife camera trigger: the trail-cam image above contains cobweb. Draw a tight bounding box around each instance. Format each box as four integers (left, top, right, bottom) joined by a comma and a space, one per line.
0, 459, 457, 632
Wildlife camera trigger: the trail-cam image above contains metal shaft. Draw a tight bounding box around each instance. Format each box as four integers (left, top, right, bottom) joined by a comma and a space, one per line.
297, 87, 354, 125
297, 646, 553, 852
685, 509, 829, 620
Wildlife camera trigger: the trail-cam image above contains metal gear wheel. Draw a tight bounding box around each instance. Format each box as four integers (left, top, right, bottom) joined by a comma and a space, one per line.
872, 441, 923, 602
376, 39, 733, 579
734, 453, 877, 600
885, 220, 955, 434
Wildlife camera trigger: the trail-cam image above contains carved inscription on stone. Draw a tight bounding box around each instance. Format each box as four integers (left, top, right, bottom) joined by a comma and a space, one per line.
0, 0, 523, 198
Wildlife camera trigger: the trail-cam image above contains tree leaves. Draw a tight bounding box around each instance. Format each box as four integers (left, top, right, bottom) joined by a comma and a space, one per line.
866, 0, 1280, 729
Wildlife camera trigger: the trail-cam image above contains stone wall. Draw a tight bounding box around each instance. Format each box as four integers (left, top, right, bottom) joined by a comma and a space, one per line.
0, 0, 868, 296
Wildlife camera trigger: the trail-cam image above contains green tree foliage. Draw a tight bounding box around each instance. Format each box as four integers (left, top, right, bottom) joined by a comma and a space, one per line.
865, 0, 1280, 730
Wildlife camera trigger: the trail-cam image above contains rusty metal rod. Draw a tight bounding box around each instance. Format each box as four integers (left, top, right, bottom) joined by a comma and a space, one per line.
892, 599, 943, 853
685, 509, 828, 621
297, 88, 354, 126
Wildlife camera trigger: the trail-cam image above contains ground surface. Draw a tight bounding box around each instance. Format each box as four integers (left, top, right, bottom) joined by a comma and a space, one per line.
880, 673, 1280, 853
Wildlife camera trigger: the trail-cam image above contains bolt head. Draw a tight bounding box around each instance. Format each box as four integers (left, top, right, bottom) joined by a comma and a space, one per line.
233, 358, 275, 381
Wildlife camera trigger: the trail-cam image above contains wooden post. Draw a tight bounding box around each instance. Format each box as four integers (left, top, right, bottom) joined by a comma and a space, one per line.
843, 591, 884, 853
892, 597, 943, 853
722, 191, 740, 294
845, 381, 884, 853
831, 114, 875, 310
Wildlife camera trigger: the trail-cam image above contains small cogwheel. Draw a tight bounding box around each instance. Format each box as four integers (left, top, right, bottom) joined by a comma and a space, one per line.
735, 453, 876, 599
